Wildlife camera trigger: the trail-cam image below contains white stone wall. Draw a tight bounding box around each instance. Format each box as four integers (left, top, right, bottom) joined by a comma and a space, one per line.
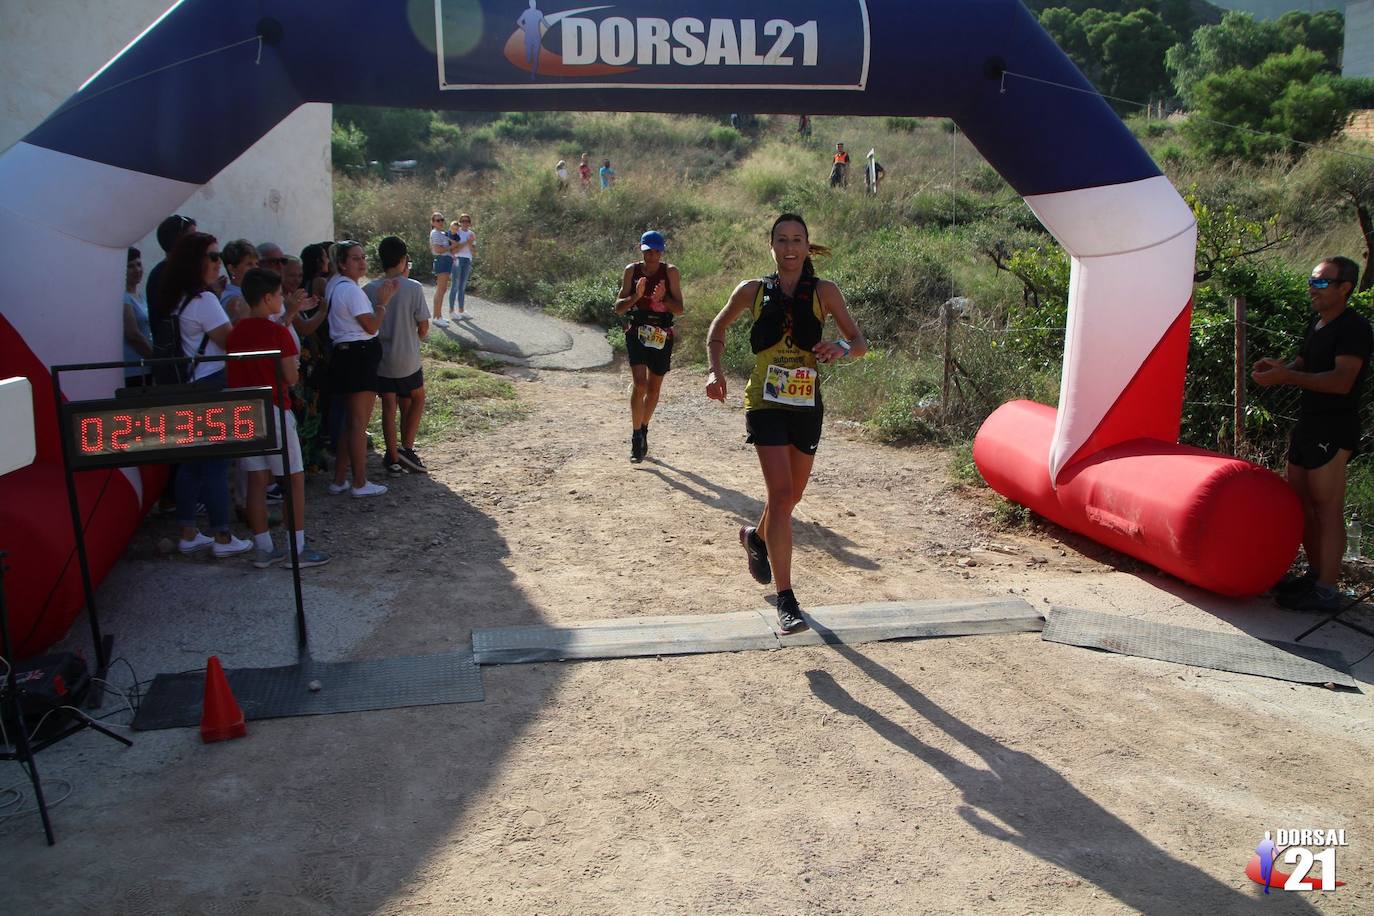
0, 0, 333, 287
1346, 1, 1374, 77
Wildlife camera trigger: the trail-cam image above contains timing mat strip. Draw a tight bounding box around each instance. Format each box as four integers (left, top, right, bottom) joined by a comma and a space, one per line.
131, 651, 485, 730
472, 598, 1043, 664
1042, 606, 1357, 688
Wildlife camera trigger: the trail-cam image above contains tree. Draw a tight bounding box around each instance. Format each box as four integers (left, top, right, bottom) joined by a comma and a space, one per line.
1167, 10, 1343, 105
1182, 47, 1361, 161
1039, 6, 1180, 108
1291, 140, 1374, 292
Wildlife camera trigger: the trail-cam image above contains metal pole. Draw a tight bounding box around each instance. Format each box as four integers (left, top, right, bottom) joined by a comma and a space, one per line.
0, 551, 56, 844
50, 367, 109, 681
1233, 296, 1246, 456
272, 355, 308, 658
942, 300, 954, 417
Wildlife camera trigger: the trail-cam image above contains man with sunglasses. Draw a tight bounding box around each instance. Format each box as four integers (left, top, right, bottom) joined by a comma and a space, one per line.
1253, 257, 1371, 612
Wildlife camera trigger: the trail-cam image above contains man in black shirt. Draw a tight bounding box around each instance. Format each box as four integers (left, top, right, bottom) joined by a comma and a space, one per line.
1253, 256, 1371, 612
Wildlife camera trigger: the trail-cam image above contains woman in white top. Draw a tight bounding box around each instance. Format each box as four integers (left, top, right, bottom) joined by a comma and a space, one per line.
428, 211, 455, 328
447, 213, 477, 319
326, 241, 398, 498
158, 232, 251, 558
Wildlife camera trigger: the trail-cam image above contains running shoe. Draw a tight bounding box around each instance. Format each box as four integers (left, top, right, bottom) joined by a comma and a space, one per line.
384, 454, 405, 476
640, 424, 649, 458
1277, 585, 1344, 614
398, 448, 428, 474
350, 481, 388, 498
178, 532, 214, 554
328, 482, 350, 495
253, 545, 288, 569
739, 525, 772, 585
212, 534, 253, 558
286, 548, 331, 569
433, 317, 450, 328
776, 591, 807, 633
265, 483, 284, 504
1272, 569, 1316, 596
630, 429, 645, 463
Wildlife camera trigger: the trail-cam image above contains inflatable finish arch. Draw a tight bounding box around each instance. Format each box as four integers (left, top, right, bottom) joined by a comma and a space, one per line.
0, 0, 1300, 652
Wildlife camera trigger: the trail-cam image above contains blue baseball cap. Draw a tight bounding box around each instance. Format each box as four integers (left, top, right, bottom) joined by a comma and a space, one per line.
639, 230, 665, 252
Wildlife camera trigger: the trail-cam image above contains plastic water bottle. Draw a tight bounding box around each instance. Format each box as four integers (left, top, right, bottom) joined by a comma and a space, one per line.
1346, 513, 1361, 561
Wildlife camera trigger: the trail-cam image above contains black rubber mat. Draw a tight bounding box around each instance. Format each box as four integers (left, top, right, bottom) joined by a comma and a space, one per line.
131, 652, 485, 730
473, 598, 1042, 664
1042, 606, 1358, 688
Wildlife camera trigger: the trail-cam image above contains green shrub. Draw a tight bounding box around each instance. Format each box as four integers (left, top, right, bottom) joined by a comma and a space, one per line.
884, 117, 920, 133
546, 274, 621, 326
331, 121, 368, 169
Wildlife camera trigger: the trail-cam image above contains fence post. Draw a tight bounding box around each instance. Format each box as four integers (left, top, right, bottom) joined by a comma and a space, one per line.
1233, 295, 1246, 456
942, 299, 953, 417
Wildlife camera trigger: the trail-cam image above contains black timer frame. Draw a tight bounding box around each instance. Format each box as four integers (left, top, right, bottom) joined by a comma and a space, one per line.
50, 350, 312, 686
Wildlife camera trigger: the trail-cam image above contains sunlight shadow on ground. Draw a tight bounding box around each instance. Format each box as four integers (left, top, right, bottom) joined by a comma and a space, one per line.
805, 633, 1306, 913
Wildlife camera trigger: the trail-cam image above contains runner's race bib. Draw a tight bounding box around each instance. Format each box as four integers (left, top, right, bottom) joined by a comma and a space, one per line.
637, 325, 668, 350
763, 364, 816, 407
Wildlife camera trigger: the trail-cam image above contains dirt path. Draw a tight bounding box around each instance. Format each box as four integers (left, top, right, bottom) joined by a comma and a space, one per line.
5, 361, 1372, 914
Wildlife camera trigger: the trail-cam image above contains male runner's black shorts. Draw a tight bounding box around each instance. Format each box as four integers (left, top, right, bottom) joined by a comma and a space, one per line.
745, 408, 823, 456
1288, 414, 1360, 469
626, 324, 673, 376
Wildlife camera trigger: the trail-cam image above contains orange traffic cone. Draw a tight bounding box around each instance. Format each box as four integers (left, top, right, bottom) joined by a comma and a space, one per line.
200, 656, 247, 743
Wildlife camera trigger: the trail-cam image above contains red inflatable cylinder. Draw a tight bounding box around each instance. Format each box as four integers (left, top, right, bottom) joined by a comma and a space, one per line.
974, 400, 1302, 597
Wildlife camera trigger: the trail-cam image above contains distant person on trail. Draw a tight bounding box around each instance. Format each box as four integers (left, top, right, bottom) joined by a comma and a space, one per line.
797, 114, 811, 137
367, 236, 430, 477
429, 211, 454, 328
517, 1, 547, 79
704, 213, 867, 633
1256, 256, 1371, 614
556, 159, 569, 189
829, 142, 851, 188
613, 230, 683, 463
600, 158, 615, 190
447, 214, 476, 320
579, 152, 592, 190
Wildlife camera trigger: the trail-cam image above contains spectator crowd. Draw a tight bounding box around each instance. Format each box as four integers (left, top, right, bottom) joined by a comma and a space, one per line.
121, 214, 438, 571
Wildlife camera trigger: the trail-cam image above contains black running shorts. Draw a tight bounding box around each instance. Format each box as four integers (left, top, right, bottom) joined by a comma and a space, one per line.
745, 408, 823, 456
1288, 414, 1360, 469
626, 324, 673, 376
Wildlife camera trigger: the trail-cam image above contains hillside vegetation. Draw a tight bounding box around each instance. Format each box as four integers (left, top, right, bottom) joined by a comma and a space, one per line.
334, 22, 1374, 515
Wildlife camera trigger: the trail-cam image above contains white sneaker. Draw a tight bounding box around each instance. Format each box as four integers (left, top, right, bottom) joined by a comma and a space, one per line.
212, 534, 253, 558
432, 317, 450, 328
351, 481, 388, 498
178, 532, 214, 554
328, 482, 350, 495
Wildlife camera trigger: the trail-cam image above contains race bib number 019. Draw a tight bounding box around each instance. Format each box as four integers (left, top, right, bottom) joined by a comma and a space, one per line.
763, 365, 816, 407
637, 325, 668, 350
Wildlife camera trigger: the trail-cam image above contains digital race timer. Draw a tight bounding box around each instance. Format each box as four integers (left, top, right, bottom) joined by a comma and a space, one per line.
61, 387, 278, 469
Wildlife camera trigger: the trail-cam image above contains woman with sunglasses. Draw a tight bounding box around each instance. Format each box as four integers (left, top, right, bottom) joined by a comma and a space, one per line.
704, 213, 866, 632
429, 212, 455, 328
157, 231, 252, 558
